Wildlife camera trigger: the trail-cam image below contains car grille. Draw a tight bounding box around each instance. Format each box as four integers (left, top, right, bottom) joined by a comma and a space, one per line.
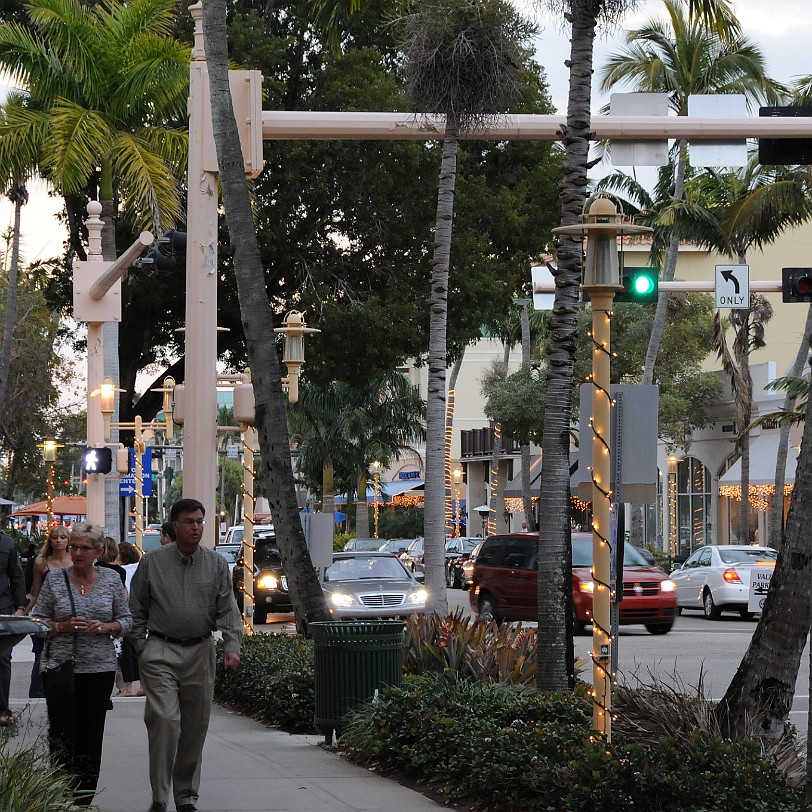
359, 593, 405, 607
622, 580, 660, 597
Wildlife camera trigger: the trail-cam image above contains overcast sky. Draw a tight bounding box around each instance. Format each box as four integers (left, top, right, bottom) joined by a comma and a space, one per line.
2, 0, 811, 264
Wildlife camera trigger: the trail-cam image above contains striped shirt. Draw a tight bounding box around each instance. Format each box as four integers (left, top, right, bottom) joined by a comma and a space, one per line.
32, 566, 133, 674
128, 542, 243, 656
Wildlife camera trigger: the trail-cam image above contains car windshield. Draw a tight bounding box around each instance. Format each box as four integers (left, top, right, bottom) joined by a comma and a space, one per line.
254, 539, 282, 566
325, 556, 409, 582
718, 547, 777, 565
572, 539, 648, 568
216, 546, 240, 564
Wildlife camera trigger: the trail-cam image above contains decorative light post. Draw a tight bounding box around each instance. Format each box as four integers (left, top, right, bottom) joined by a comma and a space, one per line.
668, 454, 678, 562
553, 194, 651, 740
371, 461, 382, 539
40, 440, 61, 532
452, 468, 462, 537
274, 310, 320, 404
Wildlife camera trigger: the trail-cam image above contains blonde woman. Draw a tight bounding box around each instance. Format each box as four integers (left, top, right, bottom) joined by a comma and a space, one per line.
25, 526, 72, 697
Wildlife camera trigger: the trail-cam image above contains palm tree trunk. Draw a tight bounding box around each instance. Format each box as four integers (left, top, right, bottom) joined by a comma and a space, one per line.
643, 140, 688, 385
536, 0, 601, 692
355, 472, 370, 538
322, 461, 335, 516
716, 384, 812, 739
424, 120, 459, 618
200, 0, 329, 630
769, 303, 812, 547
0, 188, 24, 425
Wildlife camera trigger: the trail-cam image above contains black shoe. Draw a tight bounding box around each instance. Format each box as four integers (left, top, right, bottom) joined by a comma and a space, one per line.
148, 803, 166, 812
176, 805, 197, 812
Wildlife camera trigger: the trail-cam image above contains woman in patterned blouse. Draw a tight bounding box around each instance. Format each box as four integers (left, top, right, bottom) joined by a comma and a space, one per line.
33, 521, 132, 807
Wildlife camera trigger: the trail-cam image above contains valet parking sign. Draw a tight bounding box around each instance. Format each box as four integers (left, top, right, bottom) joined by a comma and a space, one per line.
748, 565, 775, 614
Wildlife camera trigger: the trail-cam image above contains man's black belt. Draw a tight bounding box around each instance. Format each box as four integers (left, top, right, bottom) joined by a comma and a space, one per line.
148, 630, 211, 646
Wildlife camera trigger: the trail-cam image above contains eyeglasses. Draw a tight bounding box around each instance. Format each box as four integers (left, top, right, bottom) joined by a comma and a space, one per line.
68, 545, 96, 553
177, 519, 206, 527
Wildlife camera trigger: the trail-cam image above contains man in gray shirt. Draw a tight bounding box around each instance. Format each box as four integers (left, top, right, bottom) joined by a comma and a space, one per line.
129, 498, 243, 812
0, 530, 27, 725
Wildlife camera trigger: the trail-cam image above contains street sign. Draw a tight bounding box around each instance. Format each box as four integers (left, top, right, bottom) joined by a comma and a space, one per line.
748, 567, 774, 613
119, 473, 153, 497
531, 265, 555, 311
226, 442, 240, 460
715, 264, 750, 308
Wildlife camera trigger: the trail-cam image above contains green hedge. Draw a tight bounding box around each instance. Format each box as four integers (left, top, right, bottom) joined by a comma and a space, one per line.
339, 674, 806, 812
215, 634, 316, 733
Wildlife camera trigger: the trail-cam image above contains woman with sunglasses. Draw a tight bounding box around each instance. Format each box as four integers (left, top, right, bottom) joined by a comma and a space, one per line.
23, 525, 72, 697
32, 521, 132, 807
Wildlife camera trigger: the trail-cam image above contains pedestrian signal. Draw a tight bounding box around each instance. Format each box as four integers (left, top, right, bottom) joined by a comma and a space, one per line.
82, 447, 113, 474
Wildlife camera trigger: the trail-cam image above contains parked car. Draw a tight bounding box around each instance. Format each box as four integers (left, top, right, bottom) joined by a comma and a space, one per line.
224, 523, 275, 546
214, 542, 241, 574
378, 539, 412, 556
445, 537, 480, 588
126, 531, 161, 552
670, 544, 777, 619
470, 533, 678, 635
319, 551, 426, 620
401, 537, 425, 572
342, 537, 386, 552
461, 541, 484, 590
232, 532, 291, 624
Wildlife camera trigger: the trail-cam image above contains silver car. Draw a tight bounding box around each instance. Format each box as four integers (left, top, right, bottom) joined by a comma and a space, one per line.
320, 552, 427, 620
671, 545, 777, 619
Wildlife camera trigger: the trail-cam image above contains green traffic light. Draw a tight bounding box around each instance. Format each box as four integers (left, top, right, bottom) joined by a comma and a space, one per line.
633, 275, 655, 295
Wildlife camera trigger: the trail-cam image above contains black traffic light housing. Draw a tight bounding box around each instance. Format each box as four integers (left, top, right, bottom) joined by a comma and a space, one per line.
615, 267, 659, 303
782, 268, 812, 303
82, 447, 113, 474
759, 107, 812, 166
134, 230, 187, 278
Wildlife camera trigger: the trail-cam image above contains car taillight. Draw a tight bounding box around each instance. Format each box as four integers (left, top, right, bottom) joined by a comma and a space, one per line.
723, 568, 742, 583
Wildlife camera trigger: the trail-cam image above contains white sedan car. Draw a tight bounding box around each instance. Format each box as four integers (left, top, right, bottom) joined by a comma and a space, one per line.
670, 545, 777, 620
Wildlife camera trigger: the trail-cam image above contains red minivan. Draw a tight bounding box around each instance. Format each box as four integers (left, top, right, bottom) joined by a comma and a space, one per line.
469, 532, 677, 635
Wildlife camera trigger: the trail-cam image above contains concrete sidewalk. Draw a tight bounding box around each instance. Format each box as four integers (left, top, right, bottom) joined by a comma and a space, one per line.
6, 642, 442, 812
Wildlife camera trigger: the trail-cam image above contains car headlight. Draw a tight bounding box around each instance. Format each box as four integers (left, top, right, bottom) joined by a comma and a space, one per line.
330, 592, 357, 608
256, 574, 279, 590
660, 579, 677, 592
408, 590, 427, 604
578, 581, 594, 594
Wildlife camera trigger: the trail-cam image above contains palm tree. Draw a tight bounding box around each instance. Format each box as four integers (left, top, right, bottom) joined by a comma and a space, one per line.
200, 0, 332, 631
396, 0, 533, 616
598, 0, 783, 386
0, 0, 190, 536
533, 0, 750, 693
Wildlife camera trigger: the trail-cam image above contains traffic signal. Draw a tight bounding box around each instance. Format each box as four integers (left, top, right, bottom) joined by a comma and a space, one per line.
782, 268, 812, 303
759, 107, 812, 165
616, 267, 659, 303
82, 447, 113, 474
134, 230, 187, 278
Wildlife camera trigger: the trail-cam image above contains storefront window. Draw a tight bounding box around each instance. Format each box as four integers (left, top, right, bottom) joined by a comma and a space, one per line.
675, 456, 712, 559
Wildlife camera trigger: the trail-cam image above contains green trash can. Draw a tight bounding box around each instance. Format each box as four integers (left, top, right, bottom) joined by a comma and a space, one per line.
311, 620, 405, 744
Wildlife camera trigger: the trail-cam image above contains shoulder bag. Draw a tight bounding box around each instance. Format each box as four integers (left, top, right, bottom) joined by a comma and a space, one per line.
41, 569, 77, 701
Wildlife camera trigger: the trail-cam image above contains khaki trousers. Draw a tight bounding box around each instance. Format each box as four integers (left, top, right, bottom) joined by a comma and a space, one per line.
139, 636, 215, 807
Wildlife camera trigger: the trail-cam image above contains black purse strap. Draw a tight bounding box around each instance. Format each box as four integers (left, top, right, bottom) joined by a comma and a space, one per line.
45, 569, 79, 665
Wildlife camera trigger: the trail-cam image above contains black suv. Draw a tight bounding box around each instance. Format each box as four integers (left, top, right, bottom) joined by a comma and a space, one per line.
232, 531, 292, 624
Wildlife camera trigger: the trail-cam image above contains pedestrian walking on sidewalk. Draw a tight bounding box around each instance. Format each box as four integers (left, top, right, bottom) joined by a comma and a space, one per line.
128, 498, 243, 812
0, 529, 27, 725
32, 521, 132, 807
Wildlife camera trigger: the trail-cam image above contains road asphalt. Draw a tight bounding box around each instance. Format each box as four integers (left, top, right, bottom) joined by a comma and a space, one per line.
4, 637, 443, 812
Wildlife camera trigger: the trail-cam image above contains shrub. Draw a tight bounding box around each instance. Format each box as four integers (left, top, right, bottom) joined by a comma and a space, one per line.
0, 737, 87, 811
339, 674, 806, 812
214, 634, 316, 732
404, 610, 539, 684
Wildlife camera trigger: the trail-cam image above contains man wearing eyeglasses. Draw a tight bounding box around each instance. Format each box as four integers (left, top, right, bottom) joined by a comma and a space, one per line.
128, 498, 243, 812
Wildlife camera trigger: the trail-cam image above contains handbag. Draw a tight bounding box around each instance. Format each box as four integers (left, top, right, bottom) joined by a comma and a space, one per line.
42, 570, 77, 701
